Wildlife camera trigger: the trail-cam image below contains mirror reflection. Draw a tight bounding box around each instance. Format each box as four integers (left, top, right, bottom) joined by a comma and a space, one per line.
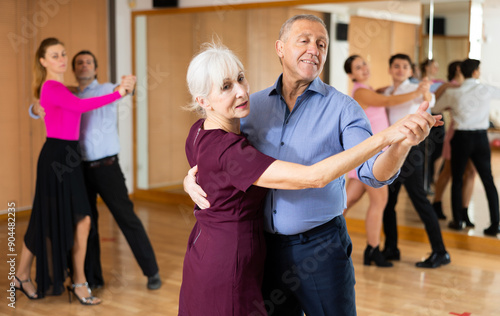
421, 0, 470, 80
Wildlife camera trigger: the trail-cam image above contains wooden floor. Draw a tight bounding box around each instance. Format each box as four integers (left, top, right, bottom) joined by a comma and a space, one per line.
4, 195, 500, 315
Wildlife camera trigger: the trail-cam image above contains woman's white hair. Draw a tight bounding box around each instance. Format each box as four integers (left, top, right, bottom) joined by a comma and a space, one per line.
185, 42, 244, 116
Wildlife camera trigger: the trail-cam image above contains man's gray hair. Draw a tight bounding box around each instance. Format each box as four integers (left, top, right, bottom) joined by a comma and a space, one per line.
279, 14, 328, 42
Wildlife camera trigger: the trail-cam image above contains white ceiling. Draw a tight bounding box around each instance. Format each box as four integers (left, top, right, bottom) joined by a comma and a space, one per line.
302, 0, 470, 16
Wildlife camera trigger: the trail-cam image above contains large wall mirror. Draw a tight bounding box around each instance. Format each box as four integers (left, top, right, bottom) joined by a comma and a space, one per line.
132, 1, 492, 241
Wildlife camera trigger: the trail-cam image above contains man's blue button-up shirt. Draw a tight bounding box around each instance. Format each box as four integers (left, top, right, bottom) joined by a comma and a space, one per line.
78, 80, 120, 162
242, 75, 397, 235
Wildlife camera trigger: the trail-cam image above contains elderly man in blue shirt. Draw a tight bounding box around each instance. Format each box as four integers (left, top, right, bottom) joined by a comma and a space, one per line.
30, 50, 161, 290
185, 15, 441, 316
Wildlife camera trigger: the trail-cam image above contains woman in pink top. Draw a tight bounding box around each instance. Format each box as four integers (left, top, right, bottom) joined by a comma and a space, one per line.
420, 58, 445, 84
343, 55, 431, 267
13, 38, 132, 305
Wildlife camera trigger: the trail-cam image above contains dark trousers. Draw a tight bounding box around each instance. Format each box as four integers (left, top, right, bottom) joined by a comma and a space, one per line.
83, 156, 159, 287
425, 123, 445, 188
261, 216, 356, 316
450, 131, 499, 225
383, 145, 446, 253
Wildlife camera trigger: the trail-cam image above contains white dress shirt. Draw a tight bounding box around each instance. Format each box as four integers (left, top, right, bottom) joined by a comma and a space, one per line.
434, 78, 500, 131
385, 79, 436, 125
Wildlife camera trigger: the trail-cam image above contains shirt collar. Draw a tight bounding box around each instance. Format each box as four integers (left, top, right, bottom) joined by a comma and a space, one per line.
463, 78, 480, 85
77, 79, 99, 93
399, 78, 411, 87
269, 74, 327, 97
389, 78, 411, 93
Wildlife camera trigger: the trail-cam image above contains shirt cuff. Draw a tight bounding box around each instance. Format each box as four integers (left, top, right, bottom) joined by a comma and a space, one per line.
28, 104, 40, 119
358, 151, 400, 188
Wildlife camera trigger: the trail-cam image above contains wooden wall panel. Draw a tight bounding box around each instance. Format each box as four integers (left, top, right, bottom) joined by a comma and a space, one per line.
194, 10, 248, 65
146, 14, 197, 188
66, 0, 109, 85
36, 0, 109, 85
0, 0, 109, 211
1, 0, 27, 208
392, 21, 418, 60
246, 8, 289, 93
421, 36, 469, 81
2, 0, 43, 209
348, 16, 418, 94
348, 16, 393, 93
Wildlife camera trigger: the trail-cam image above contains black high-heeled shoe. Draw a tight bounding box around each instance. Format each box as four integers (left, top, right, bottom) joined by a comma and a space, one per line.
67, 282, 101, 305
14, 276, 39, 300
364, 245, 393, 267
462, 208, 475, 227
432, 202, 447, 220
381, 246, 400, 261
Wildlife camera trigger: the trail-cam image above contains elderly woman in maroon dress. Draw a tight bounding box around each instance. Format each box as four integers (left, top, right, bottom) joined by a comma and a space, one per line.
178, 43, 438, 315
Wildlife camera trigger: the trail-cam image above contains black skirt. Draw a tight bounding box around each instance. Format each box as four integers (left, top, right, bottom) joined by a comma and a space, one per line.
24, 138, 91, 297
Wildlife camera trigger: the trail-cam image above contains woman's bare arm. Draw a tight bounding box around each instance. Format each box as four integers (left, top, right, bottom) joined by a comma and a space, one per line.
354, 79, 431, 108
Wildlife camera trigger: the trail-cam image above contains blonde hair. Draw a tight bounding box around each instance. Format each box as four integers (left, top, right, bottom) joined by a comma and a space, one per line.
185, 42, 244, 116
33, 37, 64, 98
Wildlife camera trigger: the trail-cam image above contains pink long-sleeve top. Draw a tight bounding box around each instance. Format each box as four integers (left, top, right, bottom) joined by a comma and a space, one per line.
40, 80, 121, 140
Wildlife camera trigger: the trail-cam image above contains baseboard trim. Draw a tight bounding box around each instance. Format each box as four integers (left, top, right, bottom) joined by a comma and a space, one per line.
345, 217, 500, 256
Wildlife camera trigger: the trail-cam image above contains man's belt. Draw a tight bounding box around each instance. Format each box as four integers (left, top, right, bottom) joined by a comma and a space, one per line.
86, 155, 117, 169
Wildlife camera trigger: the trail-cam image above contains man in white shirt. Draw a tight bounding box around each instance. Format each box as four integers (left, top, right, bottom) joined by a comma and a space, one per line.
382, 54, 450, 268
434, 58, 500, 236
